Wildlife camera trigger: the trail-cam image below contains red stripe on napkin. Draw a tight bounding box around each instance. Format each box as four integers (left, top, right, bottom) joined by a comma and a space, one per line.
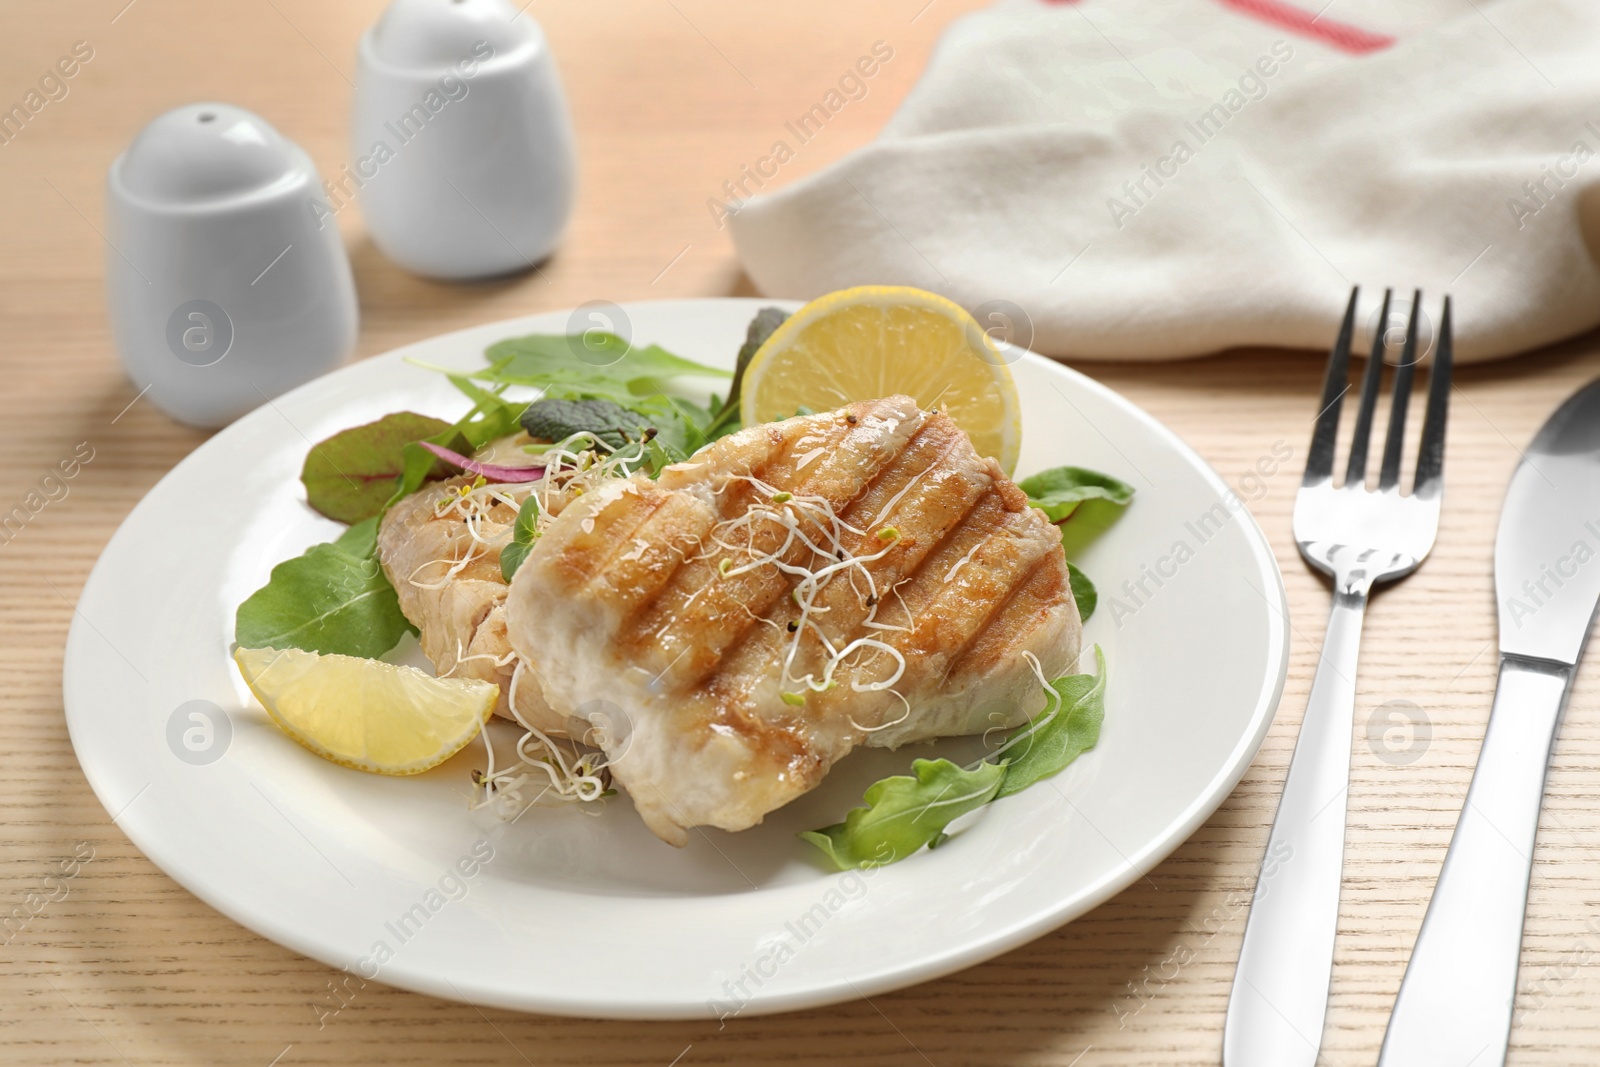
1213, 0, 1395, 54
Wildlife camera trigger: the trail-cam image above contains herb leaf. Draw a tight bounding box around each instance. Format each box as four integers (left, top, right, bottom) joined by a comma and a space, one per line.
995, 645, 1106, 798
234, 517, 415, 659
300, 412, 454, 524
499, 497, 541, 582
1067, 561, 1098, 621
520, 397, 655, 451
479, 333, 729, 399
800, 757, 1008, 870
1019, 466, 1135, 522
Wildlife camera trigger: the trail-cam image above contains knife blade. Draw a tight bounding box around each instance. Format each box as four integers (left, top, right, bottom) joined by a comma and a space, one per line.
1379, 377, 1600, 1066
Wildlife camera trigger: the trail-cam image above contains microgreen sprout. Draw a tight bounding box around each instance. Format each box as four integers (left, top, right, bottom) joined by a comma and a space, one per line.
469, 659, 621, 818
696, 473, 914, 725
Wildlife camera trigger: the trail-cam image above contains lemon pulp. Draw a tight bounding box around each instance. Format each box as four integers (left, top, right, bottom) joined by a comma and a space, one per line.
233, 646, 497, 776
739, 285, 1022, 474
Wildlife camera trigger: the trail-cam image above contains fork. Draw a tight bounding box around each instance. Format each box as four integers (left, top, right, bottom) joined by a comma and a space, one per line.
1223, 287, 1453, 1067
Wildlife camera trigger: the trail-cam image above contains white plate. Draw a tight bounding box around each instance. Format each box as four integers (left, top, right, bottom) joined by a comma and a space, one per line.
65, 299, 1288, 1020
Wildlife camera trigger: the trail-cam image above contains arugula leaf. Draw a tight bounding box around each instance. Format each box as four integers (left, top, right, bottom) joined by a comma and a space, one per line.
1019, 466, 1135, 522
800, 758, 1008, 870
334, 515, 380, 556
1022, 468, 1126, 625
1067, 561, 1097, 621
300, 412, 454, 524
801, 646, 1108, 869
479, 333, 729, 399
520, 397, 655, 451
234, 518, 415, 659
499, 497, 541, 582
704, 307, 790, 439
995, 646, 1106, 799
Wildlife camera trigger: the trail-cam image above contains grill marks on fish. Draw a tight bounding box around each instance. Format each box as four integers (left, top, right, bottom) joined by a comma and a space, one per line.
613, 408, 910, 689
504, 396, 1081, 843
709, 419, 995, 726
571, 403, 1052, 727
543, 485, 700, 614
954, 554, 1068, 680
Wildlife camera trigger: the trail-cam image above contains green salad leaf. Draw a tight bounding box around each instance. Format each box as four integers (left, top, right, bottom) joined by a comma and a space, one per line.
334, 514, 380, 556
638, 429, 688, 476
1067, 561, 1097, 621
1018, 466, 1131, 625
703, 306, 789, 439
1019, 466, 1136, 522
628, 392, 713, 458
499, 497, 541, 582
996, 645, 1106, 798
439, 375, 527, 450
300, 412, 454, 525
234, 516, 414, 659
800, 758, 1008, 871
478, 333, 729, 399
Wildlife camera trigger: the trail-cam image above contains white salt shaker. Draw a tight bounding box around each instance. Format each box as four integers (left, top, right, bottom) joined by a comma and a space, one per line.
106, 103, 358, 429
350, 0, 576, 280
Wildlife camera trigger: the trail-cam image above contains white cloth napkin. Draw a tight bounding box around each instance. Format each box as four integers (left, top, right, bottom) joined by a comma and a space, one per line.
728, 0, 1600, 362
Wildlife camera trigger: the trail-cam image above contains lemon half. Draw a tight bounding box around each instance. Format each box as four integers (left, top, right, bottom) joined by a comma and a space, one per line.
234, 646, 497, 776
740, 286, 1023, 474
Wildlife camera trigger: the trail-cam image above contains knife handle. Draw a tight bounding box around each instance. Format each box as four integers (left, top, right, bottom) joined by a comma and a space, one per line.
1224, 590, 1367, 1067
1379, 654, 1571, 1067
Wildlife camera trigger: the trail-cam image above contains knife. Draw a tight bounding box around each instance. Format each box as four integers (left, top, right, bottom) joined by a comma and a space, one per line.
1379, 378, 1600, 1066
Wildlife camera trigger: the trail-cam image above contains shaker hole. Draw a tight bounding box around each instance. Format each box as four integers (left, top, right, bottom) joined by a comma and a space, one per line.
198, 112, 216, 123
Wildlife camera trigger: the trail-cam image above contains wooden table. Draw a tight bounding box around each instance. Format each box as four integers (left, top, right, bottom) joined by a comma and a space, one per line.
6, 1, 1600, 1063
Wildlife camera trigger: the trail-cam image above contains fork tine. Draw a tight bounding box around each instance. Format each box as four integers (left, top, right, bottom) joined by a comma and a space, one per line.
1305, 287, 1359, 485
1413, 295, 1453, 495
1377, 289, 1424, 491
1343, 288, 1393, 488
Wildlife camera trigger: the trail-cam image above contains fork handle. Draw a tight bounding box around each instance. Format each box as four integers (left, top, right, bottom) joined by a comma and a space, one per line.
1378, 654, 1571, 1067
1224, 589, 1368, 1067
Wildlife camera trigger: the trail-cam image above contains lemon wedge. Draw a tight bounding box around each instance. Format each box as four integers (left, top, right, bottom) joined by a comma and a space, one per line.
233, 646, 497, 775
739, 285, 1023, 474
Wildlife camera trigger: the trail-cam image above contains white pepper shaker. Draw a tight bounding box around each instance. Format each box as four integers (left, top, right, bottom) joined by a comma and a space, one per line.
350, 0, 577, 280
106, 103, 359, 428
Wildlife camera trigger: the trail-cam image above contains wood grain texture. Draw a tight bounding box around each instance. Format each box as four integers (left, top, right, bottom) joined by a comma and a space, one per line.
4, 1, 1600, 1063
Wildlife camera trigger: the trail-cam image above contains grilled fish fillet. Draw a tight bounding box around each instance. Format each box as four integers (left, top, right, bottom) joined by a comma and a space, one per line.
504, 395, 1081, 845
377, 471, 566, 733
